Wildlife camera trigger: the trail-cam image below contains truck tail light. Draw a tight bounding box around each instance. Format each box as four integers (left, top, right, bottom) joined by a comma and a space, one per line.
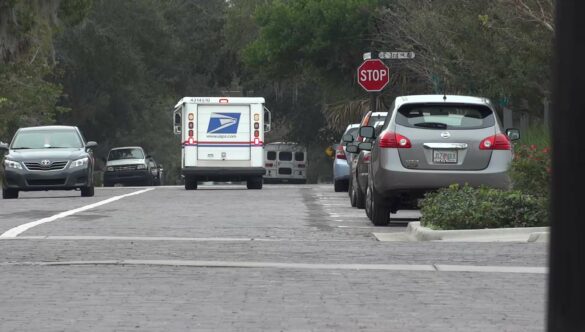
480, 134, 511, 150
363, 154, 371, 163
254, 130, 259, 138
379, 131, 412, 148
298, 164, 306, 168
188, 130, 194, 137
265, 163, 274, 167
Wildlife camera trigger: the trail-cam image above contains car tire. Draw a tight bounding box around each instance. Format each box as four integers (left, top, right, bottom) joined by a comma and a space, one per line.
355, 182, 366, 209
2, 188, 19, 199
81, 185, 95, 197
366, 182, 390, 225
334, 179, 347, 192
349, 179, 357, 207
185, 178, 198, 190
247, 177, 263, 190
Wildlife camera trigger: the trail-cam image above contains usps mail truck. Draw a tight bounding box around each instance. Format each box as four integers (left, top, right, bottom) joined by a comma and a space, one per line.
173, 97, 271, 190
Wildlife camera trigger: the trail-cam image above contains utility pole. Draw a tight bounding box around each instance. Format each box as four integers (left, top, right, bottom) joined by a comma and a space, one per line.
547, 1, 585, 331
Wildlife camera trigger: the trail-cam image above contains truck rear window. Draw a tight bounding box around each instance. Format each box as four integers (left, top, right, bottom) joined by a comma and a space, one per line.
295, 152, 304, 161
267, 151, 276, 160
279, 152, 292, 161
396, 103, 495, 130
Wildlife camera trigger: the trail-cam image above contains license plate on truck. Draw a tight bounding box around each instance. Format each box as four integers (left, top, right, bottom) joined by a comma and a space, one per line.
433, 150, 457, 164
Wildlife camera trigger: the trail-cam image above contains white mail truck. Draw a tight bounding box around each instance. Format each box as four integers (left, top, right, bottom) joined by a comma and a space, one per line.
173, 97, 271, 190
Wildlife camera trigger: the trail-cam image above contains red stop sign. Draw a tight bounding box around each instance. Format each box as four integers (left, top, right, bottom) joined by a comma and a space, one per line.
357, 59, 390, 92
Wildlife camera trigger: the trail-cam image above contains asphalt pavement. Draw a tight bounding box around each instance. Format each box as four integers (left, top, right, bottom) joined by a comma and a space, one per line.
0, 184, 547, 331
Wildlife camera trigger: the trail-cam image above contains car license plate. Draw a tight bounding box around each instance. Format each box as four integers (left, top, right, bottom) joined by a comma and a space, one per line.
433, 150, 457, 164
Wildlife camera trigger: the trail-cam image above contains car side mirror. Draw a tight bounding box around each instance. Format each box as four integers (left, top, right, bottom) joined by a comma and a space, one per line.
86, 141, 98, 149
146, 155, 152, 159
0, 142, 8, 151
342, 134, 354, 143
506, 128, 520, 141
346, 144, 359, 154
359, 126, 375, 139
358, 142, 373, 151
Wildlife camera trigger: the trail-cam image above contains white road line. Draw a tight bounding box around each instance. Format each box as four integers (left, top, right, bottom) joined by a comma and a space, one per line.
0, 259, 548, 274
0, 188, 155, 238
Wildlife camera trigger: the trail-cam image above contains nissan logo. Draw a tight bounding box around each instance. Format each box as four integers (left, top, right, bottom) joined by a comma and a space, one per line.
40, 160, 52, 167
440, 131, 451, 139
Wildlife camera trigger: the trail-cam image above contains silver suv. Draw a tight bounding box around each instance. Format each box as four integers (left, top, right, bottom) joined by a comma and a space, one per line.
358, 95, 520, 226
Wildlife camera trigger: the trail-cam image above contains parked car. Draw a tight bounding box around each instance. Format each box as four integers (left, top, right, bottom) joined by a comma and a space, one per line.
103, 146, 161, 186
0, 126, 98, 199
357, 95, 520, 226
347, 120, 385, 210
333, 124, 359, 192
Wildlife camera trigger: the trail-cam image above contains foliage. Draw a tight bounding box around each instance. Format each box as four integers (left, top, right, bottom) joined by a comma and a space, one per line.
510, 143, 551, 197
0, 0, 93, 139
376, 0, 553, 115
519, 123, 550, 148
419, 184, 548, 230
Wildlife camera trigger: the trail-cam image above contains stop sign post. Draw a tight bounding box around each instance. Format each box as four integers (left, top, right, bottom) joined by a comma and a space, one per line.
357, 59, 390, 92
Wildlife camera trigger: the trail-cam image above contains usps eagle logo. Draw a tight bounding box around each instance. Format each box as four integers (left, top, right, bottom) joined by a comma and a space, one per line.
207, 113, 241, 134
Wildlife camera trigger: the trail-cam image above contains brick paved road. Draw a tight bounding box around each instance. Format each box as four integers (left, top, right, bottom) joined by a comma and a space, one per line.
0, 185, 547, 331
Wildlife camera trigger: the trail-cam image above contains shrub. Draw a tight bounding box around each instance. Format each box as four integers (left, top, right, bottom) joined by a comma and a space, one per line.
419, 184, 548, 230
510, 143, 551, 197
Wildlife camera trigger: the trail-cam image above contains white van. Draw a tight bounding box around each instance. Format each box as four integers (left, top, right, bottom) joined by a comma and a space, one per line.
264, 142, 307, 184
173, 97, 271, 190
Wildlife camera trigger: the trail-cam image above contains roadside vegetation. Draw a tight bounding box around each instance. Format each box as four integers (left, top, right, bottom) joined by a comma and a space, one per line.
420, 124, 551, 230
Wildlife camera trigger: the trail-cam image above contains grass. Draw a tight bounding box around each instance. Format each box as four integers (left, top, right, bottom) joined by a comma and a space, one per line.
518, 123, 550, 148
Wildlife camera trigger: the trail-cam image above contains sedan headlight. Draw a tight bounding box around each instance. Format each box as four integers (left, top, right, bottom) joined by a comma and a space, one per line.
70, 157, 89, 168
4, 160, 23, 170
136, 164, 147, 170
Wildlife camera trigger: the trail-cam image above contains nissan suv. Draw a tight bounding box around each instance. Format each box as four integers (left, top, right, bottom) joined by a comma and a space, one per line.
357, 95, 520, 226
0, 126, 98, 199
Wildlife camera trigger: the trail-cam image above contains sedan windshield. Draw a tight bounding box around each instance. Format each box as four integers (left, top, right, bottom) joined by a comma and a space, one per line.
108, 148, 145, 160
11, 130, 83, 149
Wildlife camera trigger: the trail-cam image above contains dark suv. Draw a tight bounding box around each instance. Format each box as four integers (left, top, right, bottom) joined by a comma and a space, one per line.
0, 126, 98, 199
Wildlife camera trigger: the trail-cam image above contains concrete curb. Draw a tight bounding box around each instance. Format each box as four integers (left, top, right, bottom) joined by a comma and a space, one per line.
399, 222, 550, 243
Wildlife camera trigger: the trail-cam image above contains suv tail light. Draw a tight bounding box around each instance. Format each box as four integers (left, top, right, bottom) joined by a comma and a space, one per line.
335, 145, 346, 160
480, 134, 511, 150
379, 131, 412, 148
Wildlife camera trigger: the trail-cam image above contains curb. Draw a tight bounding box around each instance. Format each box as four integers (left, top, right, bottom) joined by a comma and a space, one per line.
401, 222, 549, 242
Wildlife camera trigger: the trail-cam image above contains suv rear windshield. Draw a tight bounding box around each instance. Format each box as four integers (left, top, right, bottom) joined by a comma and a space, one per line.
108, 148, 145, 160
396, 103, 495, 130
11, 130, 83, 149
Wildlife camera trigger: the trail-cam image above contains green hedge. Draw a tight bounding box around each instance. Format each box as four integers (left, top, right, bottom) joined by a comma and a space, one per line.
419, 184, 548, 230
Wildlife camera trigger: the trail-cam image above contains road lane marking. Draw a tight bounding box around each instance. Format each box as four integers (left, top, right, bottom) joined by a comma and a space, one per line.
0, 188, 155, 238
0, 235, 371, 243
0, 260, 547, 274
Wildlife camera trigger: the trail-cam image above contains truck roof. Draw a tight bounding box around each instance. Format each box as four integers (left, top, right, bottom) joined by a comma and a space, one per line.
175, 97, 266, 108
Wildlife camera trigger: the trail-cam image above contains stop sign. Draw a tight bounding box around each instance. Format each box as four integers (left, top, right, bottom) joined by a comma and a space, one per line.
357, 59, 390, 92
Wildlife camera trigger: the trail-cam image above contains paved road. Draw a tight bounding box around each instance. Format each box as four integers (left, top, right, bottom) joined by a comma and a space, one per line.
0, 184, 547, 331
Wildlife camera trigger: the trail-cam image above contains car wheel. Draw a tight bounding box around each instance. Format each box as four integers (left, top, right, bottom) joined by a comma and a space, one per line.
81, 185, 95, 197
370, 184, 390, 226
334, 179, 347, 192
2, 188, 19, 199
349, 179, 357, 207
365, 184, 372, 219
355, 181, 366, 209
247, 176, 263, 190
185, 178, 198, 190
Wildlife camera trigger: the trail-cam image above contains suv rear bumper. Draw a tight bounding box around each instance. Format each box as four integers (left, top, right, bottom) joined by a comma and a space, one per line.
2, 167, 91, 191
182, 167, 265, 182
373, 150, 511, 198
